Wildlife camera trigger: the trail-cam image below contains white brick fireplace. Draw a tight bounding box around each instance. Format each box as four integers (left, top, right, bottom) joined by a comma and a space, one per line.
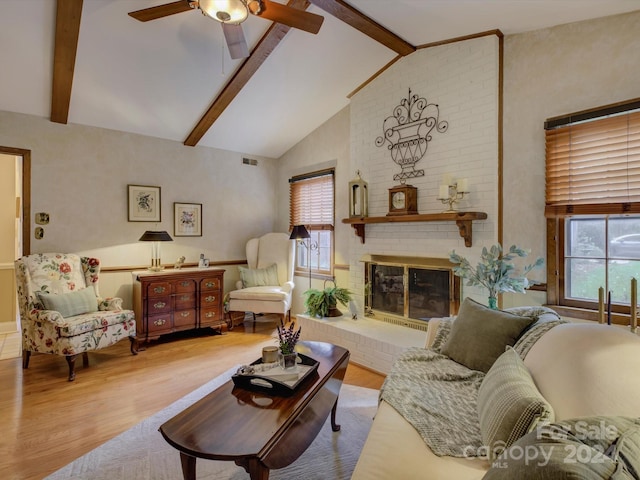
299, 35, 502, 373
346, 34, 501, 315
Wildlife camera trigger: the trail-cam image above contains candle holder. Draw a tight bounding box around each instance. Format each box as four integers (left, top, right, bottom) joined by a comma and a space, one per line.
631, 278, 638, 334
437, 182, 469, 213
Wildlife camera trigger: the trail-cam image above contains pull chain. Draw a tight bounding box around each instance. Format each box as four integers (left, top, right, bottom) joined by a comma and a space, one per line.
220, 28, 226, 76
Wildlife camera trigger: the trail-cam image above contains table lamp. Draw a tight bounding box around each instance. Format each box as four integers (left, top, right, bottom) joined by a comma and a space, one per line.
139, 230, 173, 271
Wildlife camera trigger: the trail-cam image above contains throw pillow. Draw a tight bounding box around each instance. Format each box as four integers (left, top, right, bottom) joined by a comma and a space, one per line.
440, 297, 535, 373
482, 416, 640, 479
239, 263, 279, 288
430, 317, 454, 353
38, 286, 98, 318
477, 347, 555, 459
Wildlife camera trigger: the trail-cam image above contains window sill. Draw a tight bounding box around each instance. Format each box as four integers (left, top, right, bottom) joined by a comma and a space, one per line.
545, 304, 633, 326
293, 271, 333, 282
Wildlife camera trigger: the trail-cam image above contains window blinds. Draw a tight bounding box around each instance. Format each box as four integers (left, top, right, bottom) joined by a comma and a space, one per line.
289, 170, 334, 230
545, 108, 640, 217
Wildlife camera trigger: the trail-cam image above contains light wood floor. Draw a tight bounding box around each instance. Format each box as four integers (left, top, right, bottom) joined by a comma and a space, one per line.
0, 317, 385, 480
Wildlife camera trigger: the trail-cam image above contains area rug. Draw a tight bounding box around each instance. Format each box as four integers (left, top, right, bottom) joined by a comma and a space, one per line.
45, 367, 379, 480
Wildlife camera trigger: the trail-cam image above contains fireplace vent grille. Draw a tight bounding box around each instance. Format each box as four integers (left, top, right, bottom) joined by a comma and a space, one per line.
378, 314, 429, 332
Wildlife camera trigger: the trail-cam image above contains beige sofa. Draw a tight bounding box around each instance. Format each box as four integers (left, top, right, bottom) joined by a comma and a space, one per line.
352, 315, 640, 479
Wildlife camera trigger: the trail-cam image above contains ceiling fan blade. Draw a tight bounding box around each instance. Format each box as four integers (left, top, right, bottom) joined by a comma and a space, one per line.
128, 0, 195, 22
256, 0, 324, 34
222, 23, 250, 59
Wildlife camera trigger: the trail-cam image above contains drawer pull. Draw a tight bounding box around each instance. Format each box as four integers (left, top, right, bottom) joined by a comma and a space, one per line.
180, 295, 191, 301
180, 281, 191, 287
180, 312, 191, 318
153, 318, 167, 326
205, 281, 217, 288
154, 301, 166, 309
153, 286, 166, 294
205, 312, 215, 318
205, 295, 216, 303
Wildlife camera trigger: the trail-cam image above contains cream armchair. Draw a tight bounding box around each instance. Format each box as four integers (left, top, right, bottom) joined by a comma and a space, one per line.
15, 253, 138, 381
228, 233, 295, 328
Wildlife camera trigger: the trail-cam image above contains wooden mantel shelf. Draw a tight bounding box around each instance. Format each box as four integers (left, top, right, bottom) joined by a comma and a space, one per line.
342, 212, 488, 247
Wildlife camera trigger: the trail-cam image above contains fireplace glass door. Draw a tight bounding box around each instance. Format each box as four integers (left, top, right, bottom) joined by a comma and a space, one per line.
408, 268, 450, 319
370, 264, 405, 317
368, 261, 455, 325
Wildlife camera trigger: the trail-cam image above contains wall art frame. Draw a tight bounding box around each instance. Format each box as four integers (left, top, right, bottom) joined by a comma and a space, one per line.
128, 184, 161, 222
174, 202, 202, 237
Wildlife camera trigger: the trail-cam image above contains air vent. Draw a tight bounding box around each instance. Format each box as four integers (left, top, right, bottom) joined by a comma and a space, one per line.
242, 157, 258, 166
379, 315, 429, 332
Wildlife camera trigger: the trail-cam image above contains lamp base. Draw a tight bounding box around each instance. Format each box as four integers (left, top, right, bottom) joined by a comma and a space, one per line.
148, 258, 164, 272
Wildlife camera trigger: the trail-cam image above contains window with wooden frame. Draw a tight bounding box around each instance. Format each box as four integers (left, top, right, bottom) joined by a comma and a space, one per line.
289, 169, 335, 278
545, 99, 640, 320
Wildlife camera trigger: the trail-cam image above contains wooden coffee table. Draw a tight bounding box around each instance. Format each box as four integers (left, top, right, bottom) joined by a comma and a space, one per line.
159, 341, 350, 480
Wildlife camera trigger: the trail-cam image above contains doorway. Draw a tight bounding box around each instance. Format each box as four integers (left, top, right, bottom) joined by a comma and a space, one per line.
0, 146, 30, 338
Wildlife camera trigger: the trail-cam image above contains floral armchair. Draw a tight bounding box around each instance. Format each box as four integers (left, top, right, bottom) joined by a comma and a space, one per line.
15, 253, 138, 381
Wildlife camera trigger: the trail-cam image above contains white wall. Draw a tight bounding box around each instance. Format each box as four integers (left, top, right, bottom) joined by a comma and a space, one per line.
0, 110, 280, 303
502, 9, 640, 307
280, 11, 640, 315
278, 35, 502, 315
277, 107, 352, 315
347, 35, 501, 312
4, 10, 639, 314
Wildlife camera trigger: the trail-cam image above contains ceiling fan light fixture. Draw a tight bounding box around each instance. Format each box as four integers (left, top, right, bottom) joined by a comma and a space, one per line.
198, 0, 248, 24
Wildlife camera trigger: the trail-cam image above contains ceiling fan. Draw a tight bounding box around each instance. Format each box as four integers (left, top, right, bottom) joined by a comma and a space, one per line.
129, 0, 324, 59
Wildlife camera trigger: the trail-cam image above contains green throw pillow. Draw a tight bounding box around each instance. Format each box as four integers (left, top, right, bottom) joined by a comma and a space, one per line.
38, 286, 98, 318
239, 263, 279, 288
483, 416, 640, 479
441, 298, 535, 373
478, 347, 555, 459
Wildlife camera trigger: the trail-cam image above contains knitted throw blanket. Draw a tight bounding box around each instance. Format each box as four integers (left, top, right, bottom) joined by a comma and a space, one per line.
380, 347, 485, 457
379, 311, 567, 458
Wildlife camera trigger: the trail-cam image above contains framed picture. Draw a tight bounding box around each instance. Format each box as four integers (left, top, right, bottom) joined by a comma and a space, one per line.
128, 185, 161, 222
174, 202, 202, 237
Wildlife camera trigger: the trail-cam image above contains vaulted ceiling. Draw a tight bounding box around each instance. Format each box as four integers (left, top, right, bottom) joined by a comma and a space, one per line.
1, 1, 639, 158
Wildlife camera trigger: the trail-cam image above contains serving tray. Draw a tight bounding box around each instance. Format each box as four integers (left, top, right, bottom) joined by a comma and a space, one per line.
232, 353, 320, 396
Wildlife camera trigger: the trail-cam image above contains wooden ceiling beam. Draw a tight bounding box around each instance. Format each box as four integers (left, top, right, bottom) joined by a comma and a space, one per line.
184, 0, 311, 147
51, 0, 83, 124
309, 0, 415, 56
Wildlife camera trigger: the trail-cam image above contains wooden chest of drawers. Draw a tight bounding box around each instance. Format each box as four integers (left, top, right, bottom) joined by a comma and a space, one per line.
133, 268, 225, 342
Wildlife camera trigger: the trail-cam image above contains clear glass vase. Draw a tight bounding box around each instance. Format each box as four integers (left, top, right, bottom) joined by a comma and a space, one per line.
279, 352, 298, 370
488, 296, 497, 309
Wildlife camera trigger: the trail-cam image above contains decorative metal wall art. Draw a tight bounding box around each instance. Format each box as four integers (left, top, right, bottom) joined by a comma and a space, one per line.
375, 88, 448, 183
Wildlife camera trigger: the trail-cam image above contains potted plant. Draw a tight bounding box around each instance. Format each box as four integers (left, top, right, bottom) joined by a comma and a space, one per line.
449, 244, 543, 309
277, 319, 301, 369
223, 292, 230, 314
303, 280, 352, 318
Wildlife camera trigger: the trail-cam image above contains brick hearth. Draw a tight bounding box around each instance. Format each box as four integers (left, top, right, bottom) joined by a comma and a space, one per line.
297, 314, 428, 375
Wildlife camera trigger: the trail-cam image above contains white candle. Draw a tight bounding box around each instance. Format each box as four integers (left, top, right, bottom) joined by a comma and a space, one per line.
457, 178, 469, 193
631, 278, 637, 332
439, 184, 449, 199
442, 173, 453, 186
